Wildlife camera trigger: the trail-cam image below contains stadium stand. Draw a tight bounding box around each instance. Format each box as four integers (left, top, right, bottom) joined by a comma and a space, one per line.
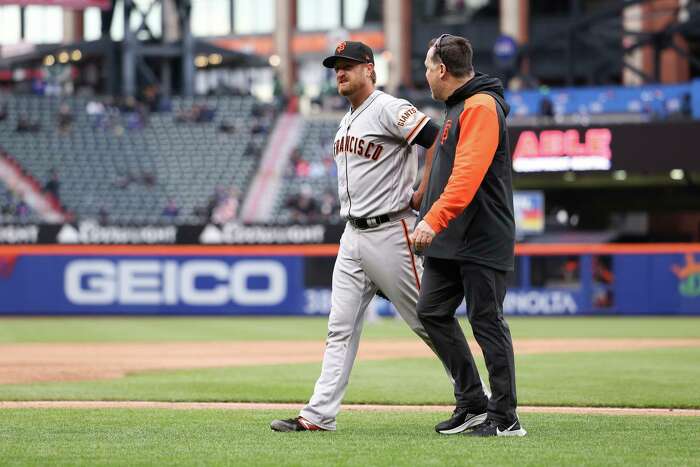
0, 182, 40, 224
271, 116, 341, 225
0, 93, 274, 225
505, 80, 699, 125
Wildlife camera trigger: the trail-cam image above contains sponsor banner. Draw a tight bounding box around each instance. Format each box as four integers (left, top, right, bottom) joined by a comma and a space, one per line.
304, 287, 581, 317
198, 223, 327, 245
509, 121, 700, 173
0, 0, 110, 8
303, 287, 402, 317
57, 222, 177, 244
0, 248, 696, 315
504, 290, 580, 315
0, 254, 304, 315
0, 223, 345, 245
511, 128, 612, 173
0, 225, 39, 244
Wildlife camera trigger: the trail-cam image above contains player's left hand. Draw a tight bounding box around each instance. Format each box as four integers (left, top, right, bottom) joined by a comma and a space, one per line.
410, 220, 435, 251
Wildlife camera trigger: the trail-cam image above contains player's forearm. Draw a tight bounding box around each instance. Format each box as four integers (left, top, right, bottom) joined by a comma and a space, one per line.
411, 140, 437, 209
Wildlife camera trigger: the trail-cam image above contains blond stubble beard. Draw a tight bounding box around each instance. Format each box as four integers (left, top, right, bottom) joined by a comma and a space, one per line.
338, 82, 357, 96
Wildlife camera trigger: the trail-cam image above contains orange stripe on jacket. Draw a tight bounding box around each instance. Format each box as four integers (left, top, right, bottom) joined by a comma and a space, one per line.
424, 94, 499, 234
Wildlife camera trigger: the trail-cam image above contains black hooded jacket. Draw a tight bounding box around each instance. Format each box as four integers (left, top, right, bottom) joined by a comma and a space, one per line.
418, 73, 515, 271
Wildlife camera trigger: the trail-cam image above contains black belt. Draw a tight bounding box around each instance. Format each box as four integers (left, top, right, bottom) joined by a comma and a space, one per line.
347, 214, 392, 230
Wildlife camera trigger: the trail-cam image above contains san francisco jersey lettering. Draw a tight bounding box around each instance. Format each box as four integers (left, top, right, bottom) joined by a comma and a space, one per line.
333, 90, 432, 219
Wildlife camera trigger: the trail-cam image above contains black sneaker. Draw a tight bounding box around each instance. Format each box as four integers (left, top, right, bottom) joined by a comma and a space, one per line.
466, 418, 527, 437
270, 416, 326, 432
434, 407, 488, 435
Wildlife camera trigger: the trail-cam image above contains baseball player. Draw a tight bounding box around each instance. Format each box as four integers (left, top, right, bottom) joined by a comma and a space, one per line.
271, 41, 485, 433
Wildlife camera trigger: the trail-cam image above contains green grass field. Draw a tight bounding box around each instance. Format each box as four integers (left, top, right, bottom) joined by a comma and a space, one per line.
1, 316, 699, 466
1, 410, 698, 467
0, 316, 698, 342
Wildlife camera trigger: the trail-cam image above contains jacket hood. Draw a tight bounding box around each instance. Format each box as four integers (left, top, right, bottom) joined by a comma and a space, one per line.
445, 72, 510, 116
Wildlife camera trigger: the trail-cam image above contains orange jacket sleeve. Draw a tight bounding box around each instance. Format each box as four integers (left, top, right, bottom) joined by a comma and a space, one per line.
424, 95, 499, 234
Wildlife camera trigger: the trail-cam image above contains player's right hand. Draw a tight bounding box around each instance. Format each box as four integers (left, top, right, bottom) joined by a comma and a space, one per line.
409, 191, 423, 210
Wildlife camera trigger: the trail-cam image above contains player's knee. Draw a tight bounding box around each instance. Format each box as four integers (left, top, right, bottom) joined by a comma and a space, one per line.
326, 321, 354, 342
416, 299, 438, 321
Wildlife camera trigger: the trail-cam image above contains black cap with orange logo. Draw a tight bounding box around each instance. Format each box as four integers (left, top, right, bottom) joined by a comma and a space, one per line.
322, 41, 375, 68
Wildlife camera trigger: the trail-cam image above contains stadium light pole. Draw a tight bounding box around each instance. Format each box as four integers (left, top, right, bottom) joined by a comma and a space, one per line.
180, 0, 194, 97
122, 0, 137, 97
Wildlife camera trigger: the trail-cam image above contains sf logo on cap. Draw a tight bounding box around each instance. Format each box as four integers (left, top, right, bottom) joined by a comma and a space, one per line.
336, 41, 347, 54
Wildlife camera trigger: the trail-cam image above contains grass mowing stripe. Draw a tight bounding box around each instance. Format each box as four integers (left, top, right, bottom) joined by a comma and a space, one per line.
0, 348, 697, 409
0, 316, 698, 342
0, 409, 697, 466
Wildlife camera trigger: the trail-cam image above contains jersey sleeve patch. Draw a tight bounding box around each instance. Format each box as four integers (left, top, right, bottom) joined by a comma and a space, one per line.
381, 97, 431, 144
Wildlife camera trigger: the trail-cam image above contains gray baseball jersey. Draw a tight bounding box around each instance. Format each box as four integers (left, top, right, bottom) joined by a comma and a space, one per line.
333, 90, 432, 219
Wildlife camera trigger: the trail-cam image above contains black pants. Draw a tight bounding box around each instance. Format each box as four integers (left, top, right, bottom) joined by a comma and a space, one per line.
417, 256, 518, 425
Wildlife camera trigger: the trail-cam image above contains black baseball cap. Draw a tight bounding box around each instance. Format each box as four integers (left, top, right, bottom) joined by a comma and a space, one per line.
323, 41, 375, 68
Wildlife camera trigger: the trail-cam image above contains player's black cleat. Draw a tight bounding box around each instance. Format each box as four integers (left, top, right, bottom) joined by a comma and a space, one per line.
465, 418, 527, 437
270, 416, 326, 432
434, 407, 487, 434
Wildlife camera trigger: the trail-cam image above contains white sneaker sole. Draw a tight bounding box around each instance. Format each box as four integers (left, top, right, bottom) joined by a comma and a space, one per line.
497, 427, 527, 437
438, 412, 488, 435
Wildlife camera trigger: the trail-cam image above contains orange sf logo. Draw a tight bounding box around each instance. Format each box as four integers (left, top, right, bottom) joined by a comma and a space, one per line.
336, 41, 347, 53
441, 120, 452, 144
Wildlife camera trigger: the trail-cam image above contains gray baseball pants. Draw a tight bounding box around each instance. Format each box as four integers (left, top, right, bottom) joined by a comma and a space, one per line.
299, 213, 456, 430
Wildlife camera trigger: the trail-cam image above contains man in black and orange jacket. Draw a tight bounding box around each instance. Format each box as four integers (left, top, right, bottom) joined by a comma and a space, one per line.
410, 34, 525, 437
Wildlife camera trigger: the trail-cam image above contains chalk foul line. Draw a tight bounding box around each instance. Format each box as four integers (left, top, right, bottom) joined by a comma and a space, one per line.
0, 401, 697, 417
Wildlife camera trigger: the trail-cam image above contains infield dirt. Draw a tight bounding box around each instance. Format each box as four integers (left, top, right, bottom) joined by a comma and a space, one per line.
1, 338, 698, 385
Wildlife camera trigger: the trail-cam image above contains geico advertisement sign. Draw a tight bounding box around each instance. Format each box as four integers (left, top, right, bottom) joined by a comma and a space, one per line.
64, 259, 287, 306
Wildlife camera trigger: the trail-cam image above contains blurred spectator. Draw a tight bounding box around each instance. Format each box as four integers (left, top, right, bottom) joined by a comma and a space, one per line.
322, 155, 337, 178
15, 113, 40, 133
309, 159, 326, 178
212, 187, 240, 224
44, 169, 60, 201
122, 97, 147, 130
161, 198, 180, 219
114, 171, 135, 189
174, 108, 190, 123
143, 85, 169, 113
219, 120, 236, 134
57, 103, 73, 133
680, 93, 692, 119
295, 158, 311, 177
0, 103, 7, 121
286, 148, 303, 177
126, 111, 144, 130
1, 192, 14, 219
539, 95, 554, 120
319, 190, 339, 218
251, 118, 268, 135
14, 199, 29, 220
286, 185, 319, 224
98, 207, 110, 225
175, 103, 216, 124
86, 99, 106, 127
193, 194, 218, 223
113, 171, 157, 189
251, 102, 265, 118
244, 140, 263, 159
141, 171, 157, 187
195, 104, 216, 123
